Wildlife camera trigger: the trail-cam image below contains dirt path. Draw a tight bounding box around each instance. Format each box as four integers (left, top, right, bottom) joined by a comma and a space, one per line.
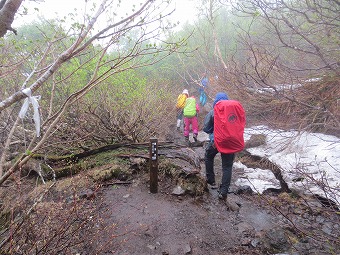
97, 173, 271, 255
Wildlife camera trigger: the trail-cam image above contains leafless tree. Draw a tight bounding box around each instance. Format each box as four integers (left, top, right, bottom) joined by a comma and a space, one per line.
0, 0, 188, 184
212, 0, 340, 133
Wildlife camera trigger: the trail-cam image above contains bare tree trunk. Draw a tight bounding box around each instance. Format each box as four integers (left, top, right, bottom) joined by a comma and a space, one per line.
0, 0, 23, 38
0, 116, 19, 176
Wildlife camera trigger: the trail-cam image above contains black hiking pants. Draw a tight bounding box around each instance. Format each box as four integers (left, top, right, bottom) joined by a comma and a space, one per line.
205, 141, 235, 196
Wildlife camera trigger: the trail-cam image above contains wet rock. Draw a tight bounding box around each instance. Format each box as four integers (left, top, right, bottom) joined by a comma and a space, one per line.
66, 189, 95, 203
236, 221, 255, 234
144, 229, 153, 237
147, 244, 156, 250
245, 134, 266, 148
235, 185, 253, 195
197, 132, 209, 142
225, 200, 240, 212
129, 157, 146, 170
184, 243, 192, 254
251, 238, 260, 247
172, 185, 186, 196
260, 227, 290, 253
315, 215, 325, 224
293, 240, 311, 255
78, 189, 95, 199
321, 222, 333, 235
225, 194, 241, 212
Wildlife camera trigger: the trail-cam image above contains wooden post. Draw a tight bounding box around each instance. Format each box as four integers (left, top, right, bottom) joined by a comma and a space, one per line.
149, 138, 158, 193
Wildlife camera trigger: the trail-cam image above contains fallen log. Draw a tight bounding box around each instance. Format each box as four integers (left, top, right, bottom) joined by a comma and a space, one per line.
239, 150, 290, 193
101, 181, 133, 186
37, 146, 202, 181
32, 141, 180, 163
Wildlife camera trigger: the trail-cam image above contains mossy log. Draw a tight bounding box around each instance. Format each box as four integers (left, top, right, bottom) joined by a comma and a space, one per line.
159, 150, 201, 169
40, 163, 84, 180
32, 144, 126, 162
32, 142, 178, 163
33, 141, 201, 180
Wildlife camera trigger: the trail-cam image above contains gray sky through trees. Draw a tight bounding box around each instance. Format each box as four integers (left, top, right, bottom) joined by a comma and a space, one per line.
14, 0, 197, 29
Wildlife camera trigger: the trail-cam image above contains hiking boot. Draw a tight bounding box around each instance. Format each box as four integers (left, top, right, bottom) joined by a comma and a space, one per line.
218, 193, 228, 200
207, 181, 218, 189
193, 134, 198, 142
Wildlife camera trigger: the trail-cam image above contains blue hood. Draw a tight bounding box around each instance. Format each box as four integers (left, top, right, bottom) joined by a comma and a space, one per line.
213, 92, 229, 107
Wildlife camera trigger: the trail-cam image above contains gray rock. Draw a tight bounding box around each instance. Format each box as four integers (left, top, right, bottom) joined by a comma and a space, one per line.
225, 194, 241, 212
321, 222, 333, 235
184, 243, 192, 254
78, 189, 95, 199
147, 244, 156, 250
261, 227, 290, 253
251, 238, 261, 247
245, 134, 266, 148
172, 185, 186, 196
225, 200, 240, 212
235, 185, 253, 195
236, 221, 255, 234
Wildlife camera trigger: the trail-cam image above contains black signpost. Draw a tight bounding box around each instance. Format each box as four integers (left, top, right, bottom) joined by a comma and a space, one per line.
149, 138, 158, 193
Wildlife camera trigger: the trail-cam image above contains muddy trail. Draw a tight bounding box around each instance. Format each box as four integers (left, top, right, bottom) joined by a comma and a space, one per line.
95, 173, 272, 255
88, 128, 339, 255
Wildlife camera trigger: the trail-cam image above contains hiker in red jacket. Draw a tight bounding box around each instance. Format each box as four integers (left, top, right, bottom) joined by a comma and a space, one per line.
203, 92, 246, 200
